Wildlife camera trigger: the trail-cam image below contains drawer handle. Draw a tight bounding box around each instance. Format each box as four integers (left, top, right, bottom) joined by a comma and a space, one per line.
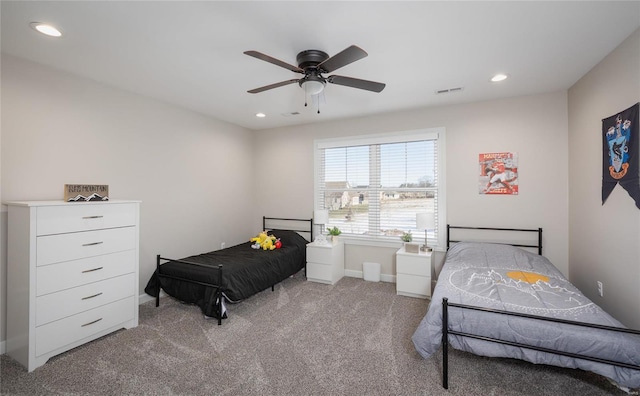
82, 241, 103, 247
81, 292, 103, 300
82, 215, 104, 219
81, 318, 103, 327
82, 267, 104, 273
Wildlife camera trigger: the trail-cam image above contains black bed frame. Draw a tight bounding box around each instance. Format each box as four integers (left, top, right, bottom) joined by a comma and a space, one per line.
155, 216, 313, 325
441, 225, 640, 389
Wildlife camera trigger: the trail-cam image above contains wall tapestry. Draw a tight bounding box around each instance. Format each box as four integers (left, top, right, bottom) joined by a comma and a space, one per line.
602, 102, 639, 209
479, 152, 518, 195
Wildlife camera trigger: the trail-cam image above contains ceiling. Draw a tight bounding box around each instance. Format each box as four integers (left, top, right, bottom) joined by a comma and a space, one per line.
2, 2, 639, 131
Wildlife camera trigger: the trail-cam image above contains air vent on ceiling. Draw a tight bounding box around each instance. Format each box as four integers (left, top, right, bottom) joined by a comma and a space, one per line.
281, 112, 301, 117
435, 87, 464, 95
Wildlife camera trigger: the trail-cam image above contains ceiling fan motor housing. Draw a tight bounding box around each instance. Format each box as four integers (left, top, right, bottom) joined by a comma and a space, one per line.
296, 50, 329, 71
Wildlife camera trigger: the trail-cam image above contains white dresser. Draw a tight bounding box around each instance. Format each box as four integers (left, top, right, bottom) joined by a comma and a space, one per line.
306, 241, 344, 285
396, 246, 432, 299
5, 200, 140, 372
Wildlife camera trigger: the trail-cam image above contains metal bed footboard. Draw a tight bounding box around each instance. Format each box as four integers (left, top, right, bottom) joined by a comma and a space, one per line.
441, 298, 640, 389
155, 254, 224, 325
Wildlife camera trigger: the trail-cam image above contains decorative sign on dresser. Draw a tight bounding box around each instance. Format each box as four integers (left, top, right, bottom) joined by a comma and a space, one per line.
64, 184, 109, 202
5, 200, 140, 372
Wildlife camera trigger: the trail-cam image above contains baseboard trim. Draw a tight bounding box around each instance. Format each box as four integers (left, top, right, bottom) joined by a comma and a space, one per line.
139, 290, 166, 305
344, 270, 396, 283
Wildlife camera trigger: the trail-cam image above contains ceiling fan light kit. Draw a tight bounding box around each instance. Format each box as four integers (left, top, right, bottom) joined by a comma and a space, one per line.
244, 45, 386, 112
300, 75, 326, 96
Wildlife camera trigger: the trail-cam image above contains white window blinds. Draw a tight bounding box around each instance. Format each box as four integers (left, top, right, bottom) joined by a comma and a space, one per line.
315, 129, 443, 245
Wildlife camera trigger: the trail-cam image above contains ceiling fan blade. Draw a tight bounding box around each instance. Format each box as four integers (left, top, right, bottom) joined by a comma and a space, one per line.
244, 50, 304, 73
327, 75, 386, 93
247, 79, 300, 94
318, 45, 368, 73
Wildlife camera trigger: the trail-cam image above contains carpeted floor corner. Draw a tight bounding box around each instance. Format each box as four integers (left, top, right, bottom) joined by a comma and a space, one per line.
0, 273, 630, 395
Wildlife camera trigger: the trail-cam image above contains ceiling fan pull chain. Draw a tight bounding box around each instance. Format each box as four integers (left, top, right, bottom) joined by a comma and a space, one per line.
304, 86, 308, 107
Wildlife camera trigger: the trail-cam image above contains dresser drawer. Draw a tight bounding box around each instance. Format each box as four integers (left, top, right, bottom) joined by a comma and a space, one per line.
306, 262, 332, 283
397, 256, 430, 277
35, 297, 135, 357
306, 246, 334, 265
36, 203, 137, 236
36, 227, 136, 266
37, 250, 136, 296
36, 273, 136, 326
397, 274, 431, 298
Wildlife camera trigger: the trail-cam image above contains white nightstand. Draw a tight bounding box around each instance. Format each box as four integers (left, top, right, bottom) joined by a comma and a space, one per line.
306, 241, 344, 285
396, 246, 432, 299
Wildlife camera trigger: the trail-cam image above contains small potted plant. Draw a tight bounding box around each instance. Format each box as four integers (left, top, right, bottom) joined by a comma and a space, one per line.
401, 231, 413, 242
401, 230, 420, 253
327, 226, 341, 244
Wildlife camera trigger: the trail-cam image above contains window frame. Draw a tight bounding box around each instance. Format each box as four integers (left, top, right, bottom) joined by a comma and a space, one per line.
314, 128, 447, 249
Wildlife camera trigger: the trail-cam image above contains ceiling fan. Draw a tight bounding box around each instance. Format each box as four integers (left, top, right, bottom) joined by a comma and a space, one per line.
244, 45, 386, 97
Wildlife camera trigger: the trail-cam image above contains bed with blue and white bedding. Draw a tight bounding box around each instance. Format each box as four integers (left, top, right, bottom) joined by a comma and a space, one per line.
412, 238, 640, 390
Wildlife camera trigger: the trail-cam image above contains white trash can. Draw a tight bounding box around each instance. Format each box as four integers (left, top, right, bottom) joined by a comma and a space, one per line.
362, 262, 381, 282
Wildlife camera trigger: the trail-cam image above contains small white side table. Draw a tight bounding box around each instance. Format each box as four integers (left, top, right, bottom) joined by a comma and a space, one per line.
396, 246, 432, 299
306, 241, 344, 285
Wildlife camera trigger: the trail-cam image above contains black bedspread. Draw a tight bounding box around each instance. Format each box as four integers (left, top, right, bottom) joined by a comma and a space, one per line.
144, 230, 307, 317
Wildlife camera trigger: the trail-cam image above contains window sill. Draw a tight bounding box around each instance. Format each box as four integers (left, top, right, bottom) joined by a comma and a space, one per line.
337, 234, 442, 251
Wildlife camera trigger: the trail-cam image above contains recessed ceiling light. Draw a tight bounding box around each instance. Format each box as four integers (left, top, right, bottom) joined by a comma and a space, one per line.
30, 22, 62, 37
255, 113, 266, 118
490, 73, 509, 82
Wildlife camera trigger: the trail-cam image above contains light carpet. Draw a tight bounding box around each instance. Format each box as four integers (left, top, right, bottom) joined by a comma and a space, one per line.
0, 273, 628, 395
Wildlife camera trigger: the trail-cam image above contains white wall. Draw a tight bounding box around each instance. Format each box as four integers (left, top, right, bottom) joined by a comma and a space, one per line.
253, 91, 569, 280
568, 28, 640, 328
0, 54, 3, 352
0, 55, 256, 344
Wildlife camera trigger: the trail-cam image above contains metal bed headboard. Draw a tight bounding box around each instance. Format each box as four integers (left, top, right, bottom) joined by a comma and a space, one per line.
447, 224, 543, 255
263, 216, 314, 242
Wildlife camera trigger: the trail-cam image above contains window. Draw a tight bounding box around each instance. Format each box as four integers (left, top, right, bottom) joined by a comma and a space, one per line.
314, 128, 446, 247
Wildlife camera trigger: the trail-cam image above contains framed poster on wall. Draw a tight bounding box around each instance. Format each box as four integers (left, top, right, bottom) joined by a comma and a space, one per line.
479, 152, 518, 195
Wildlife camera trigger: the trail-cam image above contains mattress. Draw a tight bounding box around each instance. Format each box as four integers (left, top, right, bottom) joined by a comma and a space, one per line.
411, 242, 640, 389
